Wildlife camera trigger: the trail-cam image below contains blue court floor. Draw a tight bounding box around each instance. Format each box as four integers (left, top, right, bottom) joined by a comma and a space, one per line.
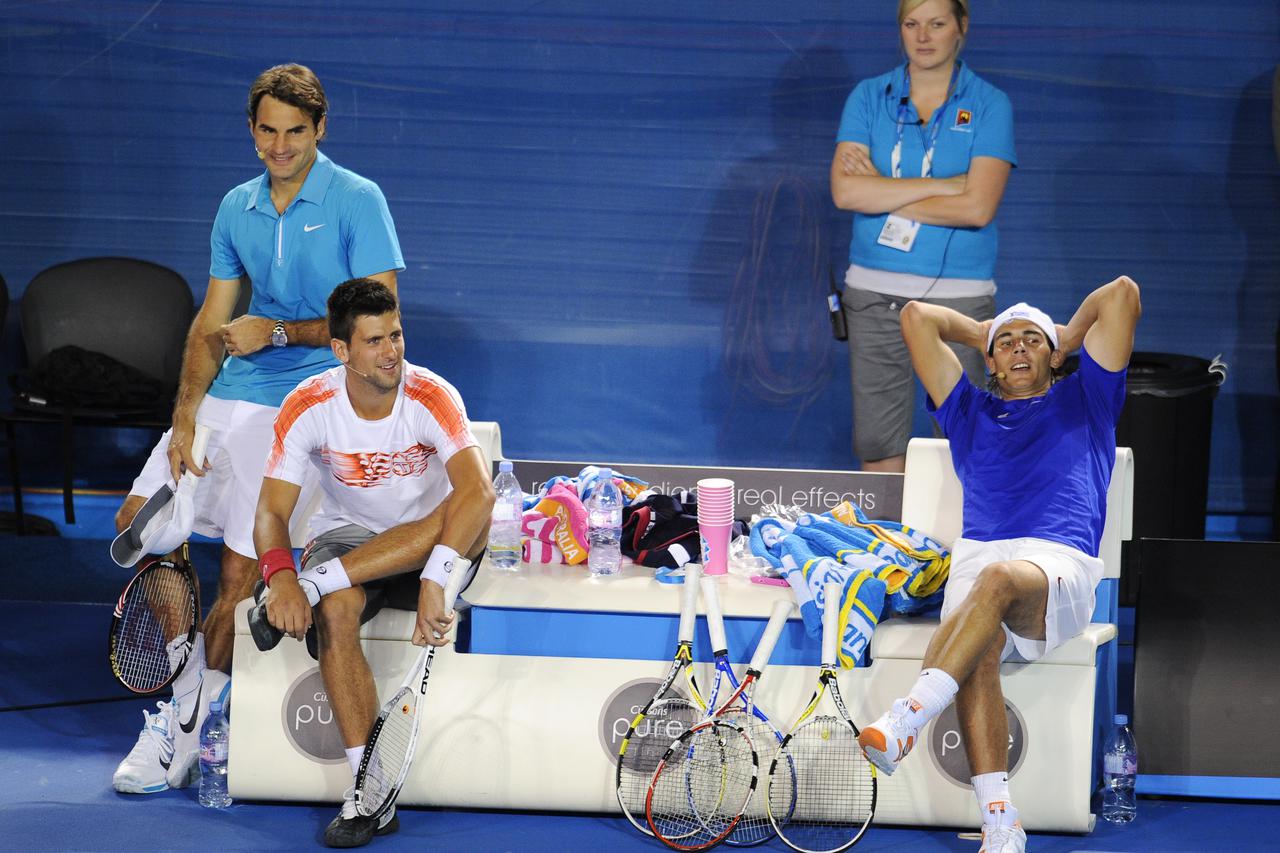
1, 493, 1278, 851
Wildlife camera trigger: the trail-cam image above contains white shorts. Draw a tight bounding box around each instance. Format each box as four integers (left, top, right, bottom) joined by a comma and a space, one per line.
129, 395, 319, 559
940, 537, 1104, 662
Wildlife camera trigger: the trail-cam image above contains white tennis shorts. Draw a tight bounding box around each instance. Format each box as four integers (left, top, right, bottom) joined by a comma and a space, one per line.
940, 536, 1104, 662
129, 394, 318, 559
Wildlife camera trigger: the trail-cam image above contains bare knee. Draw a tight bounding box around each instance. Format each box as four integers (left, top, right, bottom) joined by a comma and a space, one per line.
315, 587, 366, 646
970, 562, 1022, 610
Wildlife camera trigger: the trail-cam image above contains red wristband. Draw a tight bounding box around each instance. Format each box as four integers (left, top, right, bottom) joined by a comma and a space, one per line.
259, 548, 296, 586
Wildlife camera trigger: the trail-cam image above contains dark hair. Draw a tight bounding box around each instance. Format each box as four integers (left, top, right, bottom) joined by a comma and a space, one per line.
328, 278, 399, 343
247, 64, 328, 130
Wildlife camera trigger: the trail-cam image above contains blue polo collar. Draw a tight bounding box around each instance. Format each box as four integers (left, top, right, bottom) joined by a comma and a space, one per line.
245, 149, 336, 213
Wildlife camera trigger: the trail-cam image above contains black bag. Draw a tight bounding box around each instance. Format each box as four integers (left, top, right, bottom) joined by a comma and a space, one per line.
10, 345, 169, 416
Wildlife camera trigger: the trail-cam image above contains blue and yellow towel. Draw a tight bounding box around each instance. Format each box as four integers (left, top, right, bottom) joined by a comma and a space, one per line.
751, 500, 950, 668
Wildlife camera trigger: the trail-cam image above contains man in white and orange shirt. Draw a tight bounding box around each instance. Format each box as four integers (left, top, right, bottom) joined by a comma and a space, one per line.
252, 277, 494, 848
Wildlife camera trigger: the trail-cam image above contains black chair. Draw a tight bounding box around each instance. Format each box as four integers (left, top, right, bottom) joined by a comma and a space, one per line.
3, 257, 193, 529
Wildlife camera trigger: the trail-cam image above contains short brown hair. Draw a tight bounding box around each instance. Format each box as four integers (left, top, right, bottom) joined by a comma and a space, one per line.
247, 64, 328, 129
328, 278, 399, 343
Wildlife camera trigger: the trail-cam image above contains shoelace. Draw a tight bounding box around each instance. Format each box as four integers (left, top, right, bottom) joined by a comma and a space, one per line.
981, 823, 1022, 851
128, 702, 175, 761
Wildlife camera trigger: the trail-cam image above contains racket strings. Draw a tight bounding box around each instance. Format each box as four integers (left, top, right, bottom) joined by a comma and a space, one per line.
360, 688, 418, 812
717, 709, 781, 845
769, 717, 874, 852
619, 698, 702, 825
113, 568, 195, 691
648, 723, 757, 850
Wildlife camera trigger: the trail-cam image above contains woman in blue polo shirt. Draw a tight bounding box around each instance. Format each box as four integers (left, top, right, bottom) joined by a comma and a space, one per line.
832, 0, 1016, 473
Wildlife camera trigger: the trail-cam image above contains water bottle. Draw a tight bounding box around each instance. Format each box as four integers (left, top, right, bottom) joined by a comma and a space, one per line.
489, 461, 523, 571
587, 467, 622, 576
199, 700, 232, 809
1101, 713, 1137, 824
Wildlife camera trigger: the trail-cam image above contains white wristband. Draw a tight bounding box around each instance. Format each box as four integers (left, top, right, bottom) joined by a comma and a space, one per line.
420, 543, 461, 586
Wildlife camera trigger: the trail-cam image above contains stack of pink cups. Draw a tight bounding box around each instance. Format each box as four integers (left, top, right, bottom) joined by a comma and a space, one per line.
696, 478, 735, 575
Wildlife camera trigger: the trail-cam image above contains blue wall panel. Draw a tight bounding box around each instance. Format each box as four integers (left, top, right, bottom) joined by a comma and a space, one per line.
1, 2, 1277, 516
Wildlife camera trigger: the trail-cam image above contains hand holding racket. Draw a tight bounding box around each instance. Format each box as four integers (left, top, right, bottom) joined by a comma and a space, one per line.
766, 581, 876, 853
354, 557, 470, 821
616, 565, 708, 836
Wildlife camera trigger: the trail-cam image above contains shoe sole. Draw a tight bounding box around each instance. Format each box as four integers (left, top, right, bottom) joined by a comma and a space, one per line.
857, 727, 900, 776
113, 779, 169, 794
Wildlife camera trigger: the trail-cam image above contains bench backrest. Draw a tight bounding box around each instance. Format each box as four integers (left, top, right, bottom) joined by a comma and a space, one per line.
900, 437, 1134, 581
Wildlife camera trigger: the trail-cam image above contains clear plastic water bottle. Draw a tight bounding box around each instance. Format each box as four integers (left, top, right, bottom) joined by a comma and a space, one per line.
587, 467, 622, 576
1101, 713, 1137, 824
199, 699, 232, 809
489, 461, 523, 571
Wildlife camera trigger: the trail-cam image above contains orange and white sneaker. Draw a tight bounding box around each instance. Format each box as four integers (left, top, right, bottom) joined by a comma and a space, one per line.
857, 698, 920, 776
979, 802, 1025, 852
979, 821, 1026, 852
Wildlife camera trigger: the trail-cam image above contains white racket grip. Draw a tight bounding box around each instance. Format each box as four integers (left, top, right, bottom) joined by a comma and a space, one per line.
822, 581, 840, 667
700, 576, 728, 655
678, 565, 702, 644
748, 600, 794, 675
189, 424, 211, 468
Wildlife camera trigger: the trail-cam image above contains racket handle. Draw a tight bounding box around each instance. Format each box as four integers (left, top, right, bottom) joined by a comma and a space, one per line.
677, 564, 701, 644
822, 581, 840, 668
699, 575, 728, 656
441, 555, 469, 613
189, 424, 211, 469
748, 599, 794, 675
248, 601, 284, 652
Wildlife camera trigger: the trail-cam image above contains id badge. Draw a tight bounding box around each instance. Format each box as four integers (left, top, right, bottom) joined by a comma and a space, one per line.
877, 214, 921, 252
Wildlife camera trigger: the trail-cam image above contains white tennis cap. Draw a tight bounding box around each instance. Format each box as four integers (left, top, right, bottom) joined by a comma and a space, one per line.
110, 425, 210, 568
987, 302, 1058, 352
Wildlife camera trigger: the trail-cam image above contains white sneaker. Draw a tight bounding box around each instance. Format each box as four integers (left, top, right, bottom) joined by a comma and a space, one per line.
857, 698, 920, 776
166, 669, 232, 789
112, 700, 177, 794
979, 821, 1026, 852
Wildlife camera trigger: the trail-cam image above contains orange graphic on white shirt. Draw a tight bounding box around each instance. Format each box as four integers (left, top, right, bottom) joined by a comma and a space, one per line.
324, 443, 438, 487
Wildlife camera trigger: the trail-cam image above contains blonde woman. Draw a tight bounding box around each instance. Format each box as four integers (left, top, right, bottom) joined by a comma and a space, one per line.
833, 0, 1016, 474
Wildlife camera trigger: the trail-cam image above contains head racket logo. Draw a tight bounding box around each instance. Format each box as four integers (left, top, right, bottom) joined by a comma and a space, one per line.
599, 679, 695, 763
926, 698, 1027, 787
281, 668, 346, 764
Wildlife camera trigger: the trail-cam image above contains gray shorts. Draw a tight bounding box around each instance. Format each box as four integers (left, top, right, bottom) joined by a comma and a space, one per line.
841, 289, 994, 463
302, 524, 483, 625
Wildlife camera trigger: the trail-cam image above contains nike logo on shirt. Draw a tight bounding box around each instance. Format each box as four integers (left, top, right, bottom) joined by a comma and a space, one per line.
303, 223, 325, 232
179, 682, 203, 733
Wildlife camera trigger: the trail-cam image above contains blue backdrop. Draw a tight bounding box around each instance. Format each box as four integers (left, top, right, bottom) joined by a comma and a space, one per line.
1, 1, 1277, 521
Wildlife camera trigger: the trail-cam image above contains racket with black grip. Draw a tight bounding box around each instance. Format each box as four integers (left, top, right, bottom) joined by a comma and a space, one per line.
108, 543, 200, 694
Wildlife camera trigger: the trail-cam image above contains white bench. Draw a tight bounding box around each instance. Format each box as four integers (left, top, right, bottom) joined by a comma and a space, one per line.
847, 437, 1134, 832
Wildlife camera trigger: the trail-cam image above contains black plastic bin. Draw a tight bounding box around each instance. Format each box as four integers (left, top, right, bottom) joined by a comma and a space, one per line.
1065, 352, 1226, 605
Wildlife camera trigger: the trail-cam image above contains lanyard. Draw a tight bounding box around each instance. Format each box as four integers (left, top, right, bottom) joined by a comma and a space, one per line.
890, 63, 959, 180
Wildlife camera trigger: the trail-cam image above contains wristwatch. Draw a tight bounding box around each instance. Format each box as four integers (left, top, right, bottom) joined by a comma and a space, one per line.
271, 320, 287, 348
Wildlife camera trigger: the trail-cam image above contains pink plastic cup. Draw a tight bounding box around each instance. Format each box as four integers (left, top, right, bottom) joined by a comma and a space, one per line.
699, 520, 733, 575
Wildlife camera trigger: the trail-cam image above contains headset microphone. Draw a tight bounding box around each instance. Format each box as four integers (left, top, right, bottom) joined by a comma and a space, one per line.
256, 149, 265, 161
996, 372, 1007, 380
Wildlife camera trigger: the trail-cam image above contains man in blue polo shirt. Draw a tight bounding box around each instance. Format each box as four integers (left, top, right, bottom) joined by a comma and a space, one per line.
857, 276, 1141, 853
111, 63, 404, 797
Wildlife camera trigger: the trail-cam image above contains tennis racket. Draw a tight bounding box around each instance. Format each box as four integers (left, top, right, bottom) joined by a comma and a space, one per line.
616, 565, 708, 835
107, 426, 209, 694
706, 597, 796, 846
353, 558, 469, 821
766, 581, 876, 853
645, 593, 792, 850
107, 543, 200, 694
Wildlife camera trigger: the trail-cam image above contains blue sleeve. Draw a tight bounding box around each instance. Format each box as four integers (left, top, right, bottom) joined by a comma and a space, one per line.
343, 184, 405, 277
836, 80, 875, 147
970, 88, 1017, 167
208, 191, 245, 281
1077, 345, 1128, 427
929, 376, 977, 444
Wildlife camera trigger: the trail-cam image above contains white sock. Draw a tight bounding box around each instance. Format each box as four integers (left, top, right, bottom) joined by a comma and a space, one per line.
346, 745, 365, 778
973, 771, 1017, 826
297, 557, 352, 605
901, 667, 959, 728
170, 632, 206, 710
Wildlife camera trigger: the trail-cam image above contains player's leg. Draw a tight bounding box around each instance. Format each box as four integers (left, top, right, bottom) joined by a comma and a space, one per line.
316, 585, 401, 847
845, 288, 914, 473
956, 635, 1026, 852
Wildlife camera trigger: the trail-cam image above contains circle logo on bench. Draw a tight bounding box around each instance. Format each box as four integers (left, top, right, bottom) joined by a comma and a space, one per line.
282, 668, 345, 764
925, 699, 1027, 787
599, 679, 695, 763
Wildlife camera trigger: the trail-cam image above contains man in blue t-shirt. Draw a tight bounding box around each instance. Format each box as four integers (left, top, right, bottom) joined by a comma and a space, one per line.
857, 276, 1141, 851
111, 64, 404, 799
